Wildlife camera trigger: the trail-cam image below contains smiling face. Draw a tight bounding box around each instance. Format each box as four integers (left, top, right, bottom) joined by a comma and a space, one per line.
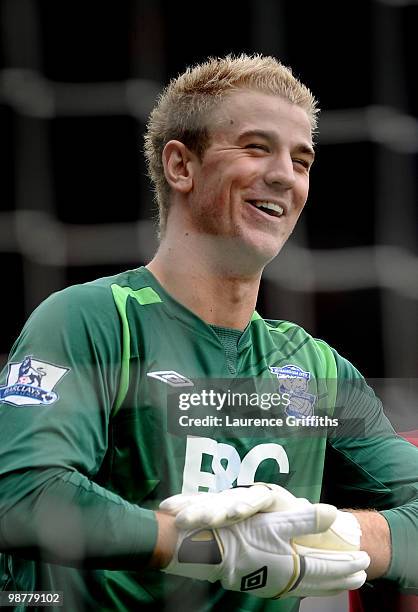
185, 89, 314, 268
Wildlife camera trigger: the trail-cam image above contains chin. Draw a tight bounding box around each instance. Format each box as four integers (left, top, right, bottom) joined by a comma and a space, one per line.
245, 233, 286, 263
227, 238, 284, 275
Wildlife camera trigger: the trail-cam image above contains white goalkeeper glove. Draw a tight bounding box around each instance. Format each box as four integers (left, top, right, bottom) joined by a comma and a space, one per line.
160, 483, 362, 551
163, 503, 370, 599
160, 483, 279, 528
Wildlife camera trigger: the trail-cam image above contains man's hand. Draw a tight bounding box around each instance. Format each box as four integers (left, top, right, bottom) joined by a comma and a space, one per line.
160, 483, 280, 528
163, 503, 370, 599
160, 483, 362, 552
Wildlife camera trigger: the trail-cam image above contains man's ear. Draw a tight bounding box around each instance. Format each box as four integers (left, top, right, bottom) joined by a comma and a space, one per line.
162, 140, 195, 194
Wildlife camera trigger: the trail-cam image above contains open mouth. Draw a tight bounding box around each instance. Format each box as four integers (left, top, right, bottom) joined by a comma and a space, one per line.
246, 200, 284, 218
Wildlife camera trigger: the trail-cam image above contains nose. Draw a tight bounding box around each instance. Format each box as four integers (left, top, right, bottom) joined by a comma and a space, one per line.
264, 151, 295, 190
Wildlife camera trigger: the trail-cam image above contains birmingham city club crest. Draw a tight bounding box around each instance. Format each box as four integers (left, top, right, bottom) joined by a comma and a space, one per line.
0, 356, 69, 406
269, 364, 316, 418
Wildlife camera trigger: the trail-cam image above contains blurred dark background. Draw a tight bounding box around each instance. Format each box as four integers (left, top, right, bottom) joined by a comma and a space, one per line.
1, 0, 417, 379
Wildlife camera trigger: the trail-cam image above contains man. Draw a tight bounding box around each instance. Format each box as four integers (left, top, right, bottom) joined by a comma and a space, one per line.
0, 54, 417, 611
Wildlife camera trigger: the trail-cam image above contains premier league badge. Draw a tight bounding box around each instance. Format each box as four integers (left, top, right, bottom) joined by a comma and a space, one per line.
0, 355, 69, 406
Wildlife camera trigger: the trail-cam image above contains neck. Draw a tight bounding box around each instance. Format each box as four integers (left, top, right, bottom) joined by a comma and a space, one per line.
147, 234, 262, 331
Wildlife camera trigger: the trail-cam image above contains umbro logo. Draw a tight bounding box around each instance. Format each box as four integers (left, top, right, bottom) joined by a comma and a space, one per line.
240, 565, 268, 591
146, 370, 194, 387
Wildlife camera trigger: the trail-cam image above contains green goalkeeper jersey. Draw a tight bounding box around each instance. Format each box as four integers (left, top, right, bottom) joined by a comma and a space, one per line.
0, 267, 417, 611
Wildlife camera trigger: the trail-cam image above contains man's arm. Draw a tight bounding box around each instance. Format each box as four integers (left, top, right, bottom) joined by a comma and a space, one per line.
0, 285, 158, 569
325, 348, 418, 591
0, 469, 159, 569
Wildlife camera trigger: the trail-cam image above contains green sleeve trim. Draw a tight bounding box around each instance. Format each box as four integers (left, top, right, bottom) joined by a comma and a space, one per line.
314, 339, 338, 413
132, 286, 163, 305
110, 284, 163, 414
314, 339, 338, 379
111, 285, 132, 415
113, 284, 163, 306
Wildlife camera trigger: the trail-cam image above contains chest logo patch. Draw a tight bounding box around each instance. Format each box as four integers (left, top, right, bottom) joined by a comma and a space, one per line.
0, 356, 69, 407
147, 370, 194, 387
269, 364, 316, 418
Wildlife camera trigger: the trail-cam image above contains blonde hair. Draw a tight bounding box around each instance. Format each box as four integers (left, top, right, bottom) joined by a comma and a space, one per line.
144, 54, 319, 235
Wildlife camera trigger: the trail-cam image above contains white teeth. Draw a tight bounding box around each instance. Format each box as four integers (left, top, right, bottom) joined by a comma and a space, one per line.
250, 201, 284, 216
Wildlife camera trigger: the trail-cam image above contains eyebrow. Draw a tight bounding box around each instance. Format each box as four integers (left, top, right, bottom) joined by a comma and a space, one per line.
237, 129, 316, 160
